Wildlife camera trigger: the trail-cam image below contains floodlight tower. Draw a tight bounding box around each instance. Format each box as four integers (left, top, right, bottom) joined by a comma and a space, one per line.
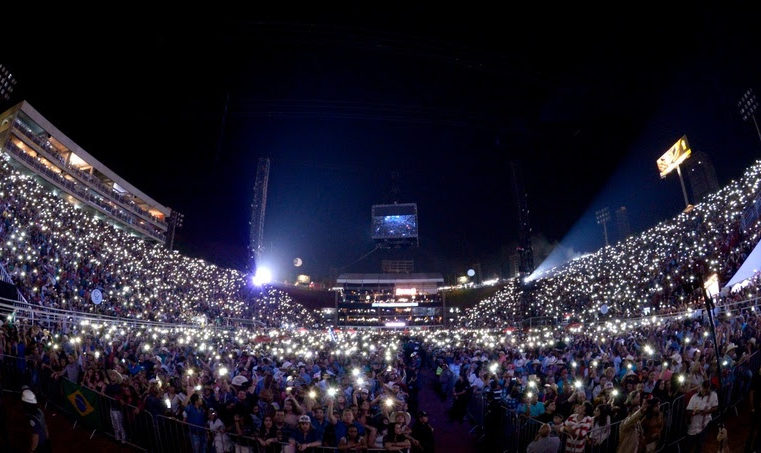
166, 210, 184, 251
248, 158, 270, 273
739, 88, 761, 147
0, 64, 18, 102
595, 207, 611, 247
509, 161, 534, 277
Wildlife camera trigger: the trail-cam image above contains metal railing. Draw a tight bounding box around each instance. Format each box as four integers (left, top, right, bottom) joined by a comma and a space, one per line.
0, 298, 271, 334
0, 260, 34, 321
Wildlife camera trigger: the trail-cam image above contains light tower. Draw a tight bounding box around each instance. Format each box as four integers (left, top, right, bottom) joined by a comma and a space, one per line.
248, 158, 270, 273
509, 161, 534, 277
166, 210, 184, 251
595, 207, 611, 247
0, 64, 17, 102
739, 88, 761, 147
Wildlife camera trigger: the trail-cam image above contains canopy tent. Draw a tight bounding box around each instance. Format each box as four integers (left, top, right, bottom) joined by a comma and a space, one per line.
724, 236, 761, 291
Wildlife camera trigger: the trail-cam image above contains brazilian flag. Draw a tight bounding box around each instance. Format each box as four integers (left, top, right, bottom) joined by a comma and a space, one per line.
63, 380, 102, 430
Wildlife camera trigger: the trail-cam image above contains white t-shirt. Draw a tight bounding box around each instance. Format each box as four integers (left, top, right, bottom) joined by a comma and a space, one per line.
686, 391, 718, 435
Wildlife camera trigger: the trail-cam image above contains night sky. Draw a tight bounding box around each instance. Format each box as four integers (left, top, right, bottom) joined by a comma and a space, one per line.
5, 7, 761, 282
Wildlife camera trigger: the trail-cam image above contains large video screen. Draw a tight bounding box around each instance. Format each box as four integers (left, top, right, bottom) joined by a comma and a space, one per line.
372, 204, 418, 240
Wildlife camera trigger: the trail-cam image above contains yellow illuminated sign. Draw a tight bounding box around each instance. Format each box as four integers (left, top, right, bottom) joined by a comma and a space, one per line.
657, 135, 691, 178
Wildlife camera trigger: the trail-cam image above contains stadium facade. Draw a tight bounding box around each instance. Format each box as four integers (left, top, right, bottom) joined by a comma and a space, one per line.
0, 101, 171, 242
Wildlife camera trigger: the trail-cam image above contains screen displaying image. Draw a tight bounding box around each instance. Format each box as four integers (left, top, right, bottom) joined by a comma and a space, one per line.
372, 214, 418, 239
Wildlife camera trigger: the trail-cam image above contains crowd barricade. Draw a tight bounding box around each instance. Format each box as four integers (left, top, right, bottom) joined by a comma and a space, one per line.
465, 390, 486, 433
586, 420, 622, 453
515, 415, 542, 452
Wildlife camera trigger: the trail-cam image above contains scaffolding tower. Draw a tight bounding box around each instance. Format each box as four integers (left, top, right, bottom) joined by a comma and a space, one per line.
248, 158, 270, 272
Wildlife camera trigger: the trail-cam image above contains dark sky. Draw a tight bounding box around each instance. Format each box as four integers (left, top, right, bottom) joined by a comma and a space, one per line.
5, 6, 761, 282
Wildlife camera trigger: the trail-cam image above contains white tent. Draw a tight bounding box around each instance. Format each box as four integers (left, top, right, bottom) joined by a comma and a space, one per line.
725, 237, 761, 291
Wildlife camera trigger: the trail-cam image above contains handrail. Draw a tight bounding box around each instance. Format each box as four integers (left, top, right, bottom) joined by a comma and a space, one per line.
0, 298, 267, 333
0, 260, 34, 322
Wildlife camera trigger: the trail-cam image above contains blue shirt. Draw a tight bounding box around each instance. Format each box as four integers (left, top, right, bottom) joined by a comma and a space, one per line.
290, 427, 321, 445
184, 404, 206, 433
518, 401, 545, 417
333, 421, 364, 446
310, 416, 329, 440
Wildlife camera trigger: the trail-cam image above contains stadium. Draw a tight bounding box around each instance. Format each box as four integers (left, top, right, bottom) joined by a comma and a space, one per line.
1, 9, 761, 453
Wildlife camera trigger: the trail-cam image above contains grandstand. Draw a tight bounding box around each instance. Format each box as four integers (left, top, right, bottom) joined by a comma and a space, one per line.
0, 147, 314, 327
0, 101, 171, 242
464, 161, 761, 327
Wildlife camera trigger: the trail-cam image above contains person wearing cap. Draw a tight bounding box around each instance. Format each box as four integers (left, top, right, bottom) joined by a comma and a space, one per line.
22, 388, 51, 453
410, 411, 434, 453
289, 414, 322, 452
722, 343, 738, 368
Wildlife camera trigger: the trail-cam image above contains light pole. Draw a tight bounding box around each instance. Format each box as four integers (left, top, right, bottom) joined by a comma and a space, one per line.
701, 274, 725, 426
675, 164, 690, 209
739, 88, 761, 147
167, 210, 184, 251
595, 207, 611, 247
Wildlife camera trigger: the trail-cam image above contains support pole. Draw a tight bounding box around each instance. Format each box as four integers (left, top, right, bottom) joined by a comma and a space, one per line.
676, 164, 690, 208
702, 287, 724, 423
752, 114, 761, 147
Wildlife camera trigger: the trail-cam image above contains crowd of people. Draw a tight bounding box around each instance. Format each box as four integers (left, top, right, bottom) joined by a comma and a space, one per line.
1, 317, 439, 452
2, 293, 759, 452
0, 149, 761, 453
0, 159, 315, 327
463, 161, 761, 328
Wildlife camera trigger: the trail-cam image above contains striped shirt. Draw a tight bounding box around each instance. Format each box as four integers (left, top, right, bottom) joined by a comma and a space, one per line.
563, 414, 593, 453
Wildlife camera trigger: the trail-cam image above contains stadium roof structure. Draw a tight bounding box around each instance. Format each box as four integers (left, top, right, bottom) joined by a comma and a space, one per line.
336, 273, 444, 284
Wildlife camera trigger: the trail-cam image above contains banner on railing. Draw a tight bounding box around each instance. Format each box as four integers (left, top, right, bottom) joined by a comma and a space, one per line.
62, 379, 103, 430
